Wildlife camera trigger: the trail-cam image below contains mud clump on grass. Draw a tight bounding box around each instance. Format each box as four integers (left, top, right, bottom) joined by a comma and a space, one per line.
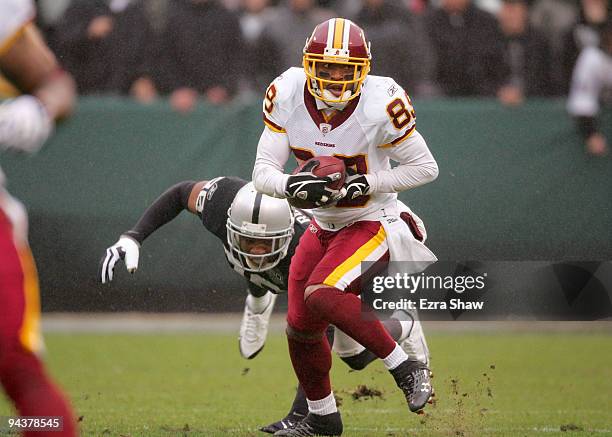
560, 424, 583, 432
351, 384, 384, 400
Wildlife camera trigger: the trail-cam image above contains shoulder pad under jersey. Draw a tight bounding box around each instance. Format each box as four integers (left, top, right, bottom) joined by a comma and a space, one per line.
361, 75, 417, 148
262, 67, 305, 133
0, 0, 35, 54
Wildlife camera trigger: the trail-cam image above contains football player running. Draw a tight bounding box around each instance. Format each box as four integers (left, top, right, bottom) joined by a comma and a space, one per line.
98, 176, 432, 433
252, 18, 439, 436
0, 0, 78, 435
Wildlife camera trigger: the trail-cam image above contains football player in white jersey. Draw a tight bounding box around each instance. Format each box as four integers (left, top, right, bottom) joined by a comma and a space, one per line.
0, 1, 77, 435
97, 176, 432, 433
252, 18, 438, 436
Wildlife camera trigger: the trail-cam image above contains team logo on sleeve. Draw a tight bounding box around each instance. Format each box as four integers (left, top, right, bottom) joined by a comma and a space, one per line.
196, 177, 223, 213
195, 190, 206, 213
207, 182, 218, 200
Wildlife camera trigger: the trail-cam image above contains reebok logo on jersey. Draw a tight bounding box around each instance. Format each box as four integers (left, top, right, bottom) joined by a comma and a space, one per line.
315, 141, 335, 148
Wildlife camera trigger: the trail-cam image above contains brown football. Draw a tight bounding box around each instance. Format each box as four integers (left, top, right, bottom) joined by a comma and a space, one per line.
289, 156, 346, 209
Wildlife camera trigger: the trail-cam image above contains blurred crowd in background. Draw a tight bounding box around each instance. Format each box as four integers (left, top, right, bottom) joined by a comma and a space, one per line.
2, 0, 610, 111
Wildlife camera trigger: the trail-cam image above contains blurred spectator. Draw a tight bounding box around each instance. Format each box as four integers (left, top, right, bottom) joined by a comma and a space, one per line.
428, 0, 508, 96
355, 0, 439, 97
475, 0, 502, 15
261, 0, 334, 71
119, 0, 174, 103
530, 0, 579, 95
405, 0, 431, 15
160, 0, 244, 109
567, 21, 612, 156
34, 0, 73, 51
237, 0, 281, 97
497, 0, 554, 105
561, 0, 610, 93
330, 0, 362, 17
530, 0, 578, 53
54, 0, 134, 94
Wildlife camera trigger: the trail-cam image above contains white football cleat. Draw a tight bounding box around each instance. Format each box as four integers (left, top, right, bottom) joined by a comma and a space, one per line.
239, 292, 277, 359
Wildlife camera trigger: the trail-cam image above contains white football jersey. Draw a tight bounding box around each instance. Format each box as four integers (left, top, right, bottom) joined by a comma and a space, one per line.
0, 0, 34, 55
261, 67, 419, 228
0, 0, 35, 187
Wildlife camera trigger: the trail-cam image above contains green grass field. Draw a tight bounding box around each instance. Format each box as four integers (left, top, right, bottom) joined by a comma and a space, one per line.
1, 330, 611, 436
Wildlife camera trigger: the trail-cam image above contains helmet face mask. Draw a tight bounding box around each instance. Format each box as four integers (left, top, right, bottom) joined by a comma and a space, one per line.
226, 221, 293, 272
304, 56, 369, 105
303, 18, 371, 105
226, 183, 294, 272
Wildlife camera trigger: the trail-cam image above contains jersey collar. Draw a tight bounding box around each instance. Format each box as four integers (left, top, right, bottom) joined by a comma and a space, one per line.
303, 84, 360, 132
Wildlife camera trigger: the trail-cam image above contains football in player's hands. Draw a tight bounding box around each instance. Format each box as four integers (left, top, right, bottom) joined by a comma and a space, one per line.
287, 156, 347, 209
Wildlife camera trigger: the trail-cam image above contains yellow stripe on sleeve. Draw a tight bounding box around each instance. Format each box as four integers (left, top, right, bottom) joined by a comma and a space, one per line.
0, 23, 28, 56
378, 125, 416, 149
263, 114, 287, 133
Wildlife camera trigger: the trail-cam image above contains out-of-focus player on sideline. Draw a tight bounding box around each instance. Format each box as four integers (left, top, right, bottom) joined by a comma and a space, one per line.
0, 1, 78, 436
97, 176, 432, 434
567, 21, 612, 156
252, 18, 438, 436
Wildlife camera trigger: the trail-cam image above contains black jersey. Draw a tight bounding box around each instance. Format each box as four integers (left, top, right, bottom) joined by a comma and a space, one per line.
196, 176, 309, 294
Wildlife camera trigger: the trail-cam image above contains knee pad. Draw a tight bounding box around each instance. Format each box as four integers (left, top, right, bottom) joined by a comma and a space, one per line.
286, 323, 326, 344
304, 283, 328, 301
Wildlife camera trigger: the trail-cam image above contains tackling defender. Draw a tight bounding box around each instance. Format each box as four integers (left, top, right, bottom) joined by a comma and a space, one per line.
0, 0, 78, 435
252, 18, 438, 436
98, 176, 432, 433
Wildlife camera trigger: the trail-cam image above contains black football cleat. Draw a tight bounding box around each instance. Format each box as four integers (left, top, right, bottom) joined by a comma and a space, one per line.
390, 359, 433, 413
273, 412, 343, 436
260, 411, 305, 434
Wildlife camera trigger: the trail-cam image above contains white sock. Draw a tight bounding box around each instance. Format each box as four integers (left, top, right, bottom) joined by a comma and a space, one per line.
383, 343, 408, 370
246, 292, 271, 314
307, 392, 338, 416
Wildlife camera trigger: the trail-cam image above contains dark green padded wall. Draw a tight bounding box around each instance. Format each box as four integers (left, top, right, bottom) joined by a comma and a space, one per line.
1, 97, 610, 311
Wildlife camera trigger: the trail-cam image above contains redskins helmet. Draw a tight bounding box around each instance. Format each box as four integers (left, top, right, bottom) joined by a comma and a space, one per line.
226, 183, 294, 272
303, 18, 371, 105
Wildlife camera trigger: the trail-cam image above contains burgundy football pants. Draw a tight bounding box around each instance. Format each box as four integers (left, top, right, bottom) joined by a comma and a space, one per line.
286, 219, 397, 400
0, 210, 77, 436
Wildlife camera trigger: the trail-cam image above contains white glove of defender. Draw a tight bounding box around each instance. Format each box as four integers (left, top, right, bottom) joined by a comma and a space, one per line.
99, 236, 140, 284
0, 95, 53, 154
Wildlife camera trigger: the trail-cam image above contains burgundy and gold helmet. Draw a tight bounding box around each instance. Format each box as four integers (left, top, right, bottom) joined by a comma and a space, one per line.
303, 18, 371, 105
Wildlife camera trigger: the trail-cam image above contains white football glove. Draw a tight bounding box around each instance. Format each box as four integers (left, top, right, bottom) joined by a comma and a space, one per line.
0, 95, 53, 154
99, 236, 140, 284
